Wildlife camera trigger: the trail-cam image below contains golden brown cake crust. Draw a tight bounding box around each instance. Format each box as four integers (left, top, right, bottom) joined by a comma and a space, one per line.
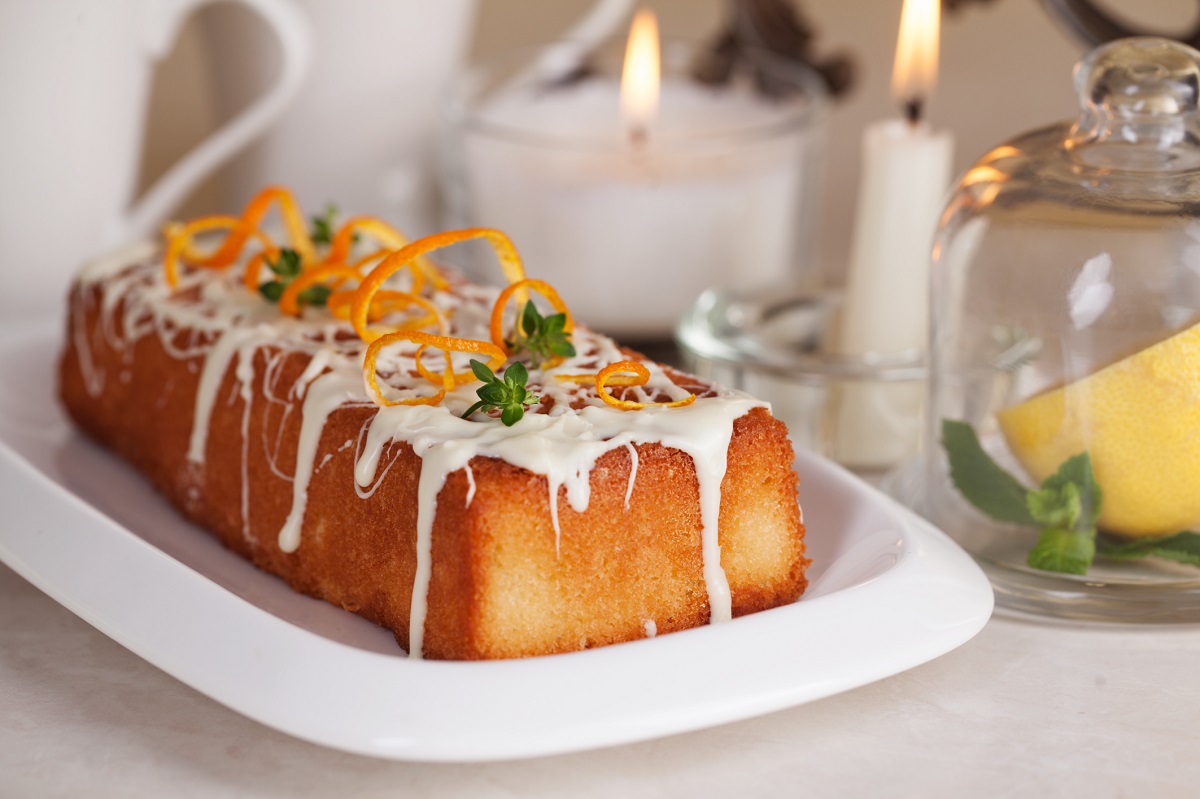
59, 274, 807, 660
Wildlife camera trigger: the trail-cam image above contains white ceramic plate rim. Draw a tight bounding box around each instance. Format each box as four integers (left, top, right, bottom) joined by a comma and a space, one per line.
0, 321, 993, 762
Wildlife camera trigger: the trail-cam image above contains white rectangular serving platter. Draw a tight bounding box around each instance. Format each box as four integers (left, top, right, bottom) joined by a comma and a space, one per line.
0, 321, 992, 762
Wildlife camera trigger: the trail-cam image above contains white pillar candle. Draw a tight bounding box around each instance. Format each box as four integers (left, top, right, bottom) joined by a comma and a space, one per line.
839, 119, 952, 356
832, 0, 953, 469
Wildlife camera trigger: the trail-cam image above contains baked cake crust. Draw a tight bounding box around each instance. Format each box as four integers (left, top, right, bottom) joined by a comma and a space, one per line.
59, 242, 807, 660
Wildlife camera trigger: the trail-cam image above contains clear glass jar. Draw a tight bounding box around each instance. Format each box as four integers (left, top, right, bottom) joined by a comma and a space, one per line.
442, 42, 828, 342
922, 37, 1200, 622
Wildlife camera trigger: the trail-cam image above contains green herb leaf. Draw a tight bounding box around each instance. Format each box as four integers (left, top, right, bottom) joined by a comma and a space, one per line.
258, 281, 285, 302
268, 248, 302, 278
940, 419, 1036, 526
1023, 454, 1103, 574
470, 359, 495, 383
461, 359, 539, 426
521, 300, 539, 337
297, 284, 331, 307
1027, 482, 1081, 530
509, 301, 576, 368
504, 360, 529, 390
310, 204, 339, 247
1027, 527, 1096, 575
941, 419, 1103, 576
941, 419, 1196, 576
1043, 453, 1101, 528
477, 382, 508, 405
257, 248, 328, 308
1097, 531, 1200, 567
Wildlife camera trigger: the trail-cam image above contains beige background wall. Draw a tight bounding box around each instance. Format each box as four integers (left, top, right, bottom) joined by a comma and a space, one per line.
140, 0, 1193, 280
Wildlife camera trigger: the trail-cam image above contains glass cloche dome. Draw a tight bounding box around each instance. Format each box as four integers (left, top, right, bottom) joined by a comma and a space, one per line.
920, 37, 1200, 622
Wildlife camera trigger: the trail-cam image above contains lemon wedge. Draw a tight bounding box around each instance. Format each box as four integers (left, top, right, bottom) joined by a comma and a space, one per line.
997, 322, 1200, 538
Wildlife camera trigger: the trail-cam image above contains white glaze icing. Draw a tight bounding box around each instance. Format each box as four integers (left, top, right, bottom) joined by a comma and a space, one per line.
623, 443, 639, 510
74, 240, 768, 657
464, 464, 476, 507
278, 370, 362, 554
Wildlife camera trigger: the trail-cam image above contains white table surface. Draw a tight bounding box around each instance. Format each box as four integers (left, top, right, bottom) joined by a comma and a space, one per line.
3, 560, 1197, 798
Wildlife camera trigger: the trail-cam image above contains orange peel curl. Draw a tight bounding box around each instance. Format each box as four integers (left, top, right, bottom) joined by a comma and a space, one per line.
198, 185, 316, 267
164, 216, 275, 288
352, 228, 524, 343
489, 278, 574, 359
328, 289, 447, 334
327, 217, 447, 291
553, 373, 641, 387
241, 248, 281, 292
595, 360, 696, 411
363, 331, 505, 407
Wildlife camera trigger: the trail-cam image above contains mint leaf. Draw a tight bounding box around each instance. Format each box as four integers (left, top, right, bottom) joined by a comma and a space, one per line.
1098, 531, 1200, 567
1027, 482, 1081, 530
942, 420, 1104, 575
1145, 533, 1200, 567
943, 419, 1196, 575
1027, 527, 1096, 575
1041, 453, 1102, 530
941, 419, 1036, 526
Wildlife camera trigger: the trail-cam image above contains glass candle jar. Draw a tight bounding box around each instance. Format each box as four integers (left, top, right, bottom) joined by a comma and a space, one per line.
922, 37, 1200, 622
442, 41, 827, 342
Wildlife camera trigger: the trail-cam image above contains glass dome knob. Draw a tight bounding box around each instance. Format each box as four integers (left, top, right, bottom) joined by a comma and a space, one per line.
1069, 37, 1200, 169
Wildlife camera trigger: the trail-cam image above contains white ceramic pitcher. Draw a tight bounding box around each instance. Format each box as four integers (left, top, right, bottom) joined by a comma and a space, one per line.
0, 0, 312, 320
202, 0, 476, 239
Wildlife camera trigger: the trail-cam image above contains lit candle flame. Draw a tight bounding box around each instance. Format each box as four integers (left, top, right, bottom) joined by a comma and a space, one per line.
891, 0, 940, 123
621, 8, 660, 139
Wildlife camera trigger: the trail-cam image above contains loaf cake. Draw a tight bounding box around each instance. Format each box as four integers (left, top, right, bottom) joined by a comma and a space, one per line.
58, 188, 808, 660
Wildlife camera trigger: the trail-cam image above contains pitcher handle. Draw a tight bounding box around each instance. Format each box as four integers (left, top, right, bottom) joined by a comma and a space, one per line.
124, 0, 313, 242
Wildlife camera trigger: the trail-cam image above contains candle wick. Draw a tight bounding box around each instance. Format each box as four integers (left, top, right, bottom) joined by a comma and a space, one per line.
903, 96, 924, 126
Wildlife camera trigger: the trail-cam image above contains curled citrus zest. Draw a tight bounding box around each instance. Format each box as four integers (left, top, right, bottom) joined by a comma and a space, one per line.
346, 247, 425, 295
352, 228, 523, 343
163, 217, 274, 288
489, 278, 574, 357
350, 248, 396, 273
362, 331, 505, 407
363, 332, 446, 407
553, 373, 641, 386
328, 289, 448, 333
325, 290, 356, 319
241, 247, 281, 292
595, 360, 697, 411
279, 264, 362, 316
413, 335, 506, 388
327, 216, 447, 291
198, 185, 316, 267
